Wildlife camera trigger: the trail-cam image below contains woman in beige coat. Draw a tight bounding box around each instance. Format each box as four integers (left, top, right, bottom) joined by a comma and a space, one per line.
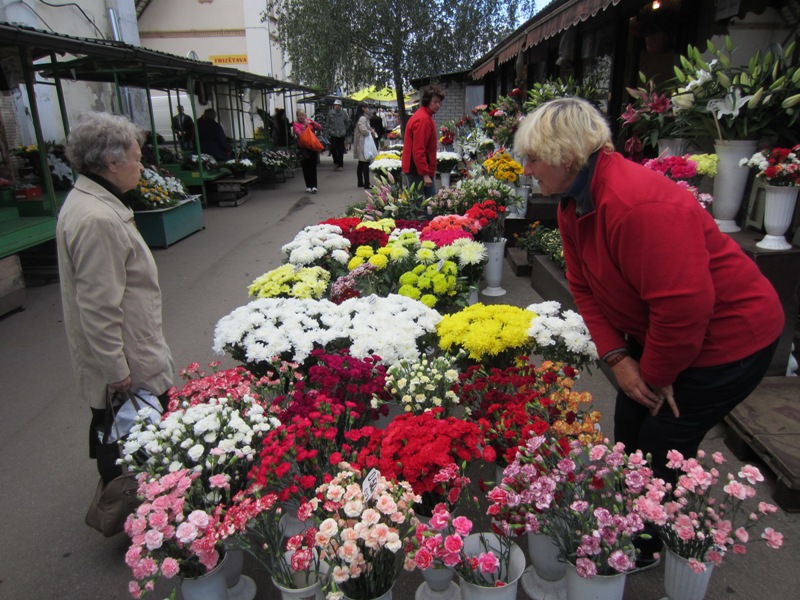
57, 112, 174, 481
353, 101, 375, 188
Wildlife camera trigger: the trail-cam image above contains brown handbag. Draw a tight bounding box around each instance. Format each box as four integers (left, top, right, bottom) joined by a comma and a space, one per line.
85, 390, 144, 537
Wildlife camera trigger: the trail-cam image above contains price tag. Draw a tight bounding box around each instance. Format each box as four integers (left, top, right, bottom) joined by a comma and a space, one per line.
436, 259, 445, 271
362, 468, 380, 503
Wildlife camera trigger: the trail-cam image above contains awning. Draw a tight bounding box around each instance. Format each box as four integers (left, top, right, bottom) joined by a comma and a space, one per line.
472, 59, 497, 80
497, 36, 525, 65
526, 0, 621, 47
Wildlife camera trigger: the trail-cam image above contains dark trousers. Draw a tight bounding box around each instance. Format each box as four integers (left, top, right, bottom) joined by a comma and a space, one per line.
614, 337, 779, 483
300, 155, 318, 188
406, 172, 436, 198
357, 161, 370, 187
330, 136, 345, 167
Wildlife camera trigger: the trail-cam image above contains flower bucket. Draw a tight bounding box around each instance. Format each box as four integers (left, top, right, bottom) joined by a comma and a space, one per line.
712, 139, 757, 232
224, 546, 257, 600
663, 546, 714, 600
440, 172, 451, 188
481, 238, 507, 297
272, 572, 325, 600
181, 552, 228, 600
421, 565, 456, 592
564, 562, 626, 600
459, 533, 526, 600
528, 533, 566, 582
657, 138, 687, 157
756, 185, 798, 250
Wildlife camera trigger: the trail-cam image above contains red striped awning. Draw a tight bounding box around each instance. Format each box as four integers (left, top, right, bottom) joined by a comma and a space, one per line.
497, 36, 525, 65
526, 0, 621, 47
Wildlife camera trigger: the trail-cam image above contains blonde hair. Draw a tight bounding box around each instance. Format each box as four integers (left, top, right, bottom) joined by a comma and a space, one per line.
514, 97, 613, 170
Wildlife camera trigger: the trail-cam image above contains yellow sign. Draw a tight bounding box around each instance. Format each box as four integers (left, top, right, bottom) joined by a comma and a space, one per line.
210, 55, 248, 65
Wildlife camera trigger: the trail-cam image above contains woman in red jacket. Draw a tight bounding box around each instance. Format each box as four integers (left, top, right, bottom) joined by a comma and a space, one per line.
514, 97, 783, 483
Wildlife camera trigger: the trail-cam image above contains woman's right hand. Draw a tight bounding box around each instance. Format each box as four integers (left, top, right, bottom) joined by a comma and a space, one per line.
611, 356, 660, 411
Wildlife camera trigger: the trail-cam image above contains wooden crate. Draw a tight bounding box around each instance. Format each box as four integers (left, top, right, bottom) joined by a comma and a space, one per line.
0, 254, 26, 316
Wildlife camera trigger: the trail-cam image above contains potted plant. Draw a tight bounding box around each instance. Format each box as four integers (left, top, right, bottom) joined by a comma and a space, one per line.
436, 150, 462, 187
640, 449, 784, 600
740, 144, 800, 249
641, 153, 718, 209
620, 72, 680, 157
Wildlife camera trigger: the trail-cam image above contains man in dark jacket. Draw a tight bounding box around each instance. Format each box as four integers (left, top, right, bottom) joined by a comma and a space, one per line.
197, 108, 232, 161
326, 99, 350, 170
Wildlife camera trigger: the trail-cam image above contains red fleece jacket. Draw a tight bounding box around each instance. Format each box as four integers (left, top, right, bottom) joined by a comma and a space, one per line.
558, 151, 784, 387
401, 106, 437, 178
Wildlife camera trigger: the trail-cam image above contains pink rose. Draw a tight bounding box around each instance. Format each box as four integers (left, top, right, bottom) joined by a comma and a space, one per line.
443, 534, 463, 554
452, 516, 472, 537
429, 509, 451, 531
762, 528, 783, 549
160, 557, 180, 578
144, 529, 164, 551
575, 557, 597, 578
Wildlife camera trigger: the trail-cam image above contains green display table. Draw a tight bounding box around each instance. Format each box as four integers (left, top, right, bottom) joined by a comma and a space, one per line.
133, 196, 204, 248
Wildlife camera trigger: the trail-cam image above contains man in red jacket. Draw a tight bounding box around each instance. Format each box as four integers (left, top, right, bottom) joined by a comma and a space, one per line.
402, 84, 445, 198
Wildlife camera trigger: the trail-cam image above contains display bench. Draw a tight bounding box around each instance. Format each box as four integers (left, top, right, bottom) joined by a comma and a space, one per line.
214, 175, 260, 207
162, 164, 226, 206
133, 196, 204, 248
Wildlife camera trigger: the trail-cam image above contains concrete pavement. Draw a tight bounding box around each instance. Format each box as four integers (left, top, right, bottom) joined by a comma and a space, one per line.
0, 154, 797, 599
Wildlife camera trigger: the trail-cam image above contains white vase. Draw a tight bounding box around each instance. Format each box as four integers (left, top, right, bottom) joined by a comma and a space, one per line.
440, 172, 451, 188
421, 565, 456, 592
757, 185, 798, 250
663, 546, 714, 600
528, 533, 566, 582
272, 572, 325, 600
712, 139, 758, 232
657, 138, 688, 157
564, 562, 626, 600
223, 546, 256, 600
181, 552, 229, 600
467, 289, 479, 305
459, 533, 526, 600
481, 238, 507, 297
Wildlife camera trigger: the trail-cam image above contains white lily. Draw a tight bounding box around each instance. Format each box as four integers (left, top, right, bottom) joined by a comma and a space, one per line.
707, 88, 753, 120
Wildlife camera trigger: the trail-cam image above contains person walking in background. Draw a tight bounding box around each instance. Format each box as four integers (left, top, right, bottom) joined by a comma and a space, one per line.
402, 84, 445, 198
293, 109, 323, 193
370, 109, 386, 148
326, 99, 349, 171
171, 104, 194, 151
273, 107, 291, 148
197, 108, 232, 161
353, 102, 375, 188
57, 112, 174, 483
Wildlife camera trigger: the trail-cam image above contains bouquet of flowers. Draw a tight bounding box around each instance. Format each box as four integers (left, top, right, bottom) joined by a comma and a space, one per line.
482, 149, 523, 184
436, 151, 462, 173
620, 72, 678, 155
369, 155, 402, 175
425, 186, 472, 217
124, 166, 187, 211
357, 173, 430, 221
224, 157, 254, 176
182, 153, 219, 171
637, 449, 783, 570
482, 95, 523, 147
281, 224, 351, 275
465, 200, 506, 242
439, 124, 456, 146
642, 154, 718, 207
355, 409, 485, 512
124, 469, 226, 598
437, 303, 535, 369
373, 352, 462, 417
739, 145, 800, 187
488, 436, 654, 578
311, 463, 418, 600
525, 300, 599, 373
458, 175, 521, 210
247, 264, 331, 299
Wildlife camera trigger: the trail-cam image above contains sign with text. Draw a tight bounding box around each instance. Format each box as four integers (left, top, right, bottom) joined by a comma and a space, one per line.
210, 54, 248, 66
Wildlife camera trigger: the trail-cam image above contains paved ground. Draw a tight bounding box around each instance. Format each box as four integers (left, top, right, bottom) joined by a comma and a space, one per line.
1, 154, 798, 599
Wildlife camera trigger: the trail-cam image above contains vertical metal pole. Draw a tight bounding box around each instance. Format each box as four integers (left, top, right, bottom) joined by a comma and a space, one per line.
20, 49, 55, 214
144, 74, 160, 165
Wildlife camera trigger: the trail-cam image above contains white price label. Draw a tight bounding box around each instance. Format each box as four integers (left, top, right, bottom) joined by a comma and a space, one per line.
362, 468, 380, 503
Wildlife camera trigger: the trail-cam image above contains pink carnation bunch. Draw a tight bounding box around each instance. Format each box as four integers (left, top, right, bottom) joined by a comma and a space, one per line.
637, 449, 784, 572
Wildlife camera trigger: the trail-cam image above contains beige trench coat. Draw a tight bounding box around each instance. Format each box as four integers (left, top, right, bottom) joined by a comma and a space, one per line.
353, 114, 373, 161
56, 175, 174, 409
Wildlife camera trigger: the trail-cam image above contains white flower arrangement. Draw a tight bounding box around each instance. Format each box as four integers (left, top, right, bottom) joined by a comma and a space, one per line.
225, 157, 254, 169
122, 395, 281, 500
46, 152, 74, 184
436, 150, 462, 173
281, 224, 351, 267
375, 353, 461, 416
213, 294, 442, 368
526, 301, 599, 372
369, 157, 402, 172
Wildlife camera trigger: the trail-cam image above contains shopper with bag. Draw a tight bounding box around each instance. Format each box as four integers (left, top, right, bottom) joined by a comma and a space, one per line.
57, 112, 175, 533
293, 109, 323, 193
354, 101, 376, 188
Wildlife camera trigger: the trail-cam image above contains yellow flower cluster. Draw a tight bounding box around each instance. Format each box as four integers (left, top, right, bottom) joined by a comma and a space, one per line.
437, 303, 535, 362
397, 260, 459, 308
347, 245, 394, 271
356, 218, 396, 233
688, 153, 719, 178
140, 183, 171, 206
483, 151, 523, 183
247, 264, 330, 299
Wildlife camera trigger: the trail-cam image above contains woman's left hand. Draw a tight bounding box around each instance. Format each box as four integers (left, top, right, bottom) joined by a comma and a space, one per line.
651, 384, 679, 418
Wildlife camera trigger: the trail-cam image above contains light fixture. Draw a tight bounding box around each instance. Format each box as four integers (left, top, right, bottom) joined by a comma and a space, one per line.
652, 1, 661, 9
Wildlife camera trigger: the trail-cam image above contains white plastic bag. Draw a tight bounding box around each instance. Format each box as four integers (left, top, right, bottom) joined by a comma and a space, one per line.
363, 134, 378, 161
107, 389, 163, 443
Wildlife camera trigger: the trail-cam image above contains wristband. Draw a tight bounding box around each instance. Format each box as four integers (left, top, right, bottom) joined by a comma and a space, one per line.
605, 352, 629, 368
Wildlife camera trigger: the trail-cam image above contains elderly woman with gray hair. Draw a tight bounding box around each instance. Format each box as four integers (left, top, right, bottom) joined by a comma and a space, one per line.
57, 112, 174, 483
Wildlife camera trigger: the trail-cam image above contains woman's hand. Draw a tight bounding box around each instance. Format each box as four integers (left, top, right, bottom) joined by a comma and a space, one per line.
109, 375, 131, 393
611, 356, 660, 411
651, 385, 680, 418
